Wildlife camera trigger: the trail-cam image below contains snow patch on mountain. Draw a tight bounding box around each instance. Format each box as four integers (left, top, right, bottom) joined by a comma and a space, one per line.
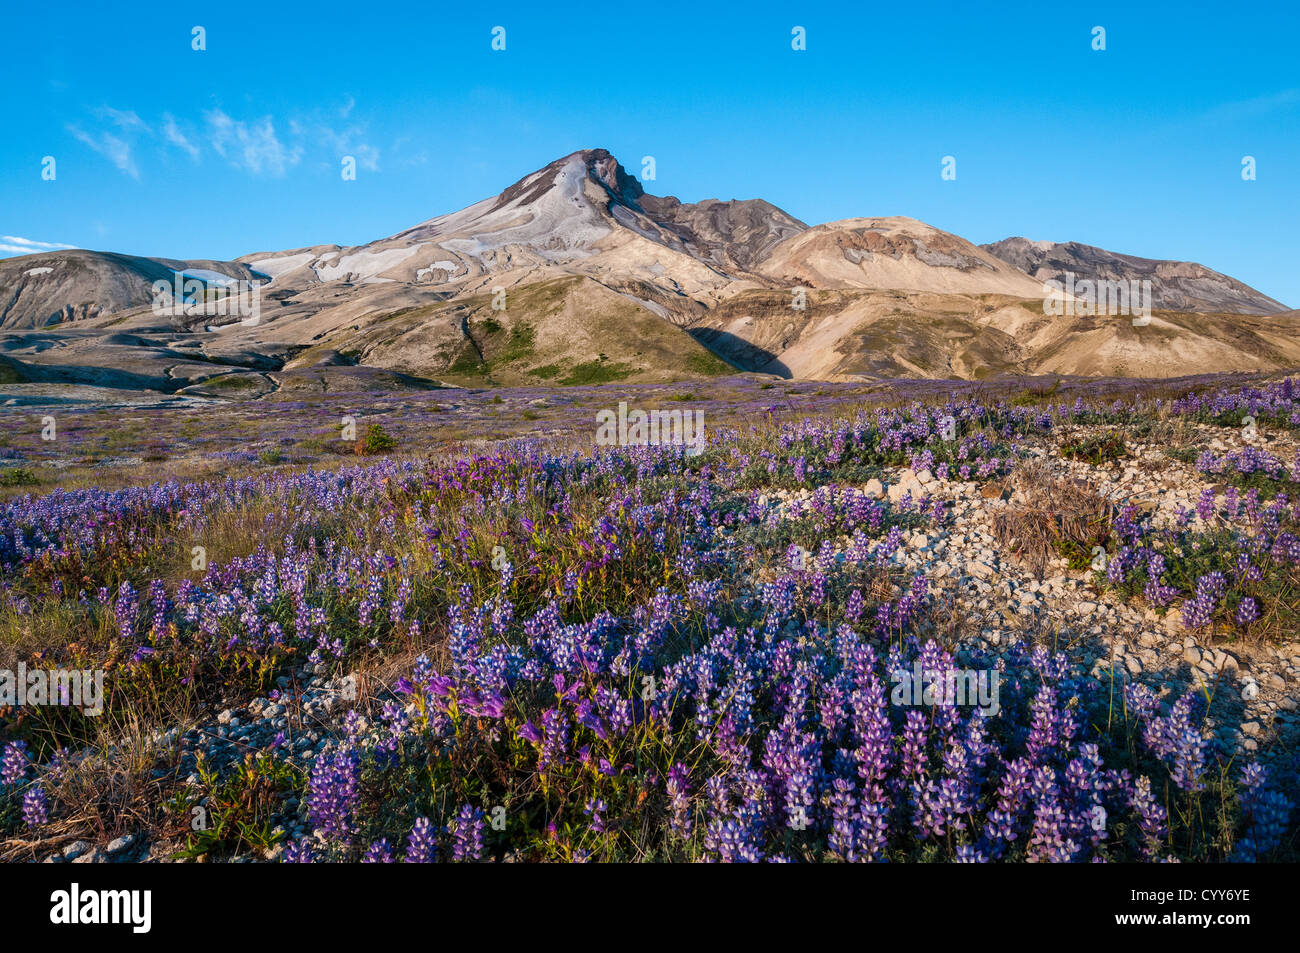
314, 246, 424, 282
246, 253, 315, 281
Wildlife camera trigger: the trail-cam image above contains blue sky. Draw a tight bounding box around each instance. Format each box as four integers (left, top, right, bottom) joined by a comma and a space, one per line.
3, 0, 1297, 306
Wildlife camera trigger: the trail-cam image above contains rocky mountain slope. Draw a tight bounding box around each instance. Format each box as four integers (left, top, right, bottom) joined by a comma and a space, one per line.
0, 251, 256, 329
0, 149, 1293, 396
759, 218, 1045, 297
982, 237, 1288, 315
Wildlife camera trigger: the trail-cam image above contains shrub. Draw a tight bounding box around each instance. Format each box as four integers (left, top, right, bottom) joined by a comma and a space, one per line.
354, 425, 398, 456
1059, 430, 1128, 465
0, 468, 39, 488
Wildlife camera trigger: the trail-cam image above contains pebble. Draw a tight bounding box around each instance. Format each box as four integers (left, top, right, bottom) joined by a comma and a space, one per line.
106, 833, 137, 854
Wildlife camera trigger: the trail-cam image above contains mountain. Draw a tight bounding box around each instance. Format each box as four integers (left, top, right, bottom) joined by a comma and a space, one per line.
235, 149, 803, 313
0, 250, 256, 329
981, 237, 1288, 315
0, 149, 1294, 398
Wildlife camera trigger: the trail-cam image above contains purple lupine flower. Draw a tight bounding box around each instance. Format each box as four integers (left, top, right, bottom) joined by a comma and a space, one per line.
845, 588, 865, 624
1027, 765, 1074, 862
666, 763, 693, 838
1142, 553, 1178, 607
1129, 775, 1167, 860
451, 804, 486, 861
538, 707, 570, 772
706, 817, 752, 863
282, 840, 315, 863
405, 816, 437, 863
981, 758, 1032, 859
1123, 681, 1159, 721
1181, 593, 1214, 629
899, 710, 928, 780
1, 741, 29, 786
1233, 763, 1293, 861
306, 746, 361, 843
1025, 687, 1062, 765
828, 778, 860, 860
856, 798, 889, 861
874, 525, 904, 567
1142, 695, 1207, 793
1224, 486, 1240, 520
22, 785, 48, 827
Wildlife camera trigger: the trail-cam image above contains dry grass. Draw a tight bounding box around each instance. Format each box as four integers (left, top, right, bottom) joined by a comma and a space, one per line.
0, 707, 188, 862
990, 459, 1116, 577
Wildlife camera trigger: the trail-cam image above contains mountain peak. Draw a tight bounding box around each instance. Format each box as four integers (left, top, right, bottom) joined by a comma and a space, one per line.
573, 148, 645, 203
488, 148, 645, 215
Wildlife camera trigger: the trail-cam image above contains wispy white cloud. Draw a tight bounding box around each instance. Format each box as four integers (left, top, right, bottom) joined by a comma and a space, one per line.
0, 236, 79, 256
161, 112, 200, 160
66, 123, 139, 178
1199, 88, 1300, 124
97, 106, 150, 135
205, 109, 301, 176
290, 99, 381, 172
65, 100, 379, 179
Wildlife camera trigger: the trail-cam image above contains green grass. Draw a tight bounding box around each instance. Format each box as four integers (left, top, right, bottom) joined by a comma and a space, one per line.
1010, 379, 1063, 406
449, 346, 487, 376
494, 322, 536, 365
560, 360, 635, 386
684, 350, 731, 376
0, 467, 40, 488
171, 750, 304, 860
204, 374, 260, 391
1060, 430, 1129, 465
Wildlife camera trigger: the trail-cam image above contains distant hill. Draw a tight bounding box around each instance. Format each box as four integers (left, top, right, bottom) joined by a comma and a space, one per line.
981, 237, 1287, 315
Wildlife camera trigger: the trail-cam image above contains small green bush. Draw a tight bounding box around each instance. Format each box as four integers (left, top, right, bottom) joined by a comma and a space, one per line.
354, 424, 398, 456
